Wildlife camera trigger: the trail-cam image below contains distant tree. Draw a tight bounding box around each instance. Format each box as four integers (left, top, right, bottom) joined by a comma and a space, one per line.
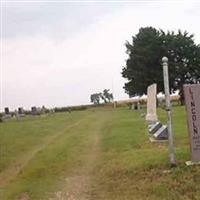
90, 93, 101, 104
101, 89, 113, 103
90, 89, 113, 104
122, 27, 200, 104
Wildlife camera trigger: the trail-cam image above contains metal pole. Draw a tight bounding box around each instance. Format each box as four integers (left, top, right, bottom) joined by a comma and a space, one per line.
162, 57, 176, 167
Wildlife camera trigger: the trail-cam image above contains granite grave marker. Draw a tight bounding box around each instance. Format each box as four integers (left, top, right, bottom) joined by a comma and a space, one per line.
183, 84, 200, 162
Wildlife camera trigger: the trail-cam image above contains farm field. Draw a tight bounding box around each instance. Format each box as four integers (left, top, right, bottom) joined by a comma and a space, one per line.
0, 106, 200, 200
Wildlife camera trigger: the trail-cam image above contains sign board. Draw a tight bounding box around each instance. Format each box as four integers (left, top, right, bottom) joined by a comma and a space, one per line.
183, 84, 200, 162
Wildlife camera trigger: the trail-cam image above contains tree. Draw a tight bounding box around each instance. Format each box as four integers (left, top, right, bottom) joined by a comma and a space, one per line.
90, 89, 113, 104
122, 27, 200, 103
90, 93, 101, 104
101, 89, 113, 103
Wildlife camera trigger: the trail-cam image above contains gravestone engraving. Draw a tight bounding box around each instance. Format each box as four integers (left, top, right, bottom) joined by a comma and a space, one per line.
183, 84, 200, 162
145, 84, 158, 123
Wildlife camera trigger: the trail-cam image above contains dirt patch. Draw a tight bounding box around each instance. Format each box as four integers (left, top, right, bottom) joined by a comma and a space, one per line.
49, 175, 91, 200
16, 193, 30, 200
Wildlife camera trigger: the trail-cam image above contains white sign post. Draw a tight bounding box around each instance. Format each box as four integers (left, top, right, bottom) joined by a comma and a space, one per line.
162, 57, 176, 167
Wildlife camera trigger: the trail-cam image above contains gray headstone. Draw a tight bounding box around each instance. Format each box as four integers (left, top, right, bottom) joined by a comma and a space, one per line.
183, 84, 200, 162
15, 110, 20, 121
132, 103, 138, 110
18, 107, 23, 114
4, 107, 9, 115
31, 106, 37, 115
148, 122, 162, 134
153, 125, 168, 140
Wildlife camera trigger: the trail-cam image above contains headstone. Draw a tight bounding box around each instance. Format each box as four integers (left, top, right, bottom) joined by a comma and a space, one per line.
4, 107, 12, 119
4, 107, 9, 115
145, 84, 158, 123
41, 105, 47, 114
183, 84, 200, 162
137, 102, 141, 110
18, 107, 23, 114
18, 107, 25, 117
148, 122, 162, 134
31, 106, 37, 115
0, 113, 3, 123
15, 110, 20, 121
131, 103, 139, 110
153, 125, 168, 140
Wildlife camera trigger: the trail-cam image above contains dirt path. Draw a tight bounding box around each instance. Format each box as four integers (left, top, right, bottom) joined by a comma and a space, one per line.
49, 116, 104, 200
0, 118, 88, 188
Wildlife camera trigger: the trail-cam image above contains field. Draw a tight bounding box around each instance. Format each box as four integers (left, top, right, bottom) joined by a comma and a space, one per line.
0, 106, 200, 200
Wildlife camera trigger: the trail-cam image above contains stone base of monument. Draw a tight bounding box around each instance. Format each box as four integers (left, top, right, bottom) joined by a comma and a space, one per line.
153, 125, 168, 140
147, 121, 168, 141
185, 160, 200, 166
148, 121, 162, 134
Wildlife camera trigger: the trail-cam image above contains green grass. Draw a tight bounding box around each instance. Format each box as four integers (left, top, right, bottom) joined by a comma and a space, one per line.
0, 106, 199, 200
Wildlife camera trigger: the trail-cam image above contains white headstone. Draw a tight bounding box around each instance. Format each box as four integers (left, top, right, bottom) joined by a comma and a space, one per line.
145, 83, 158, 123
15, 110, 20, 121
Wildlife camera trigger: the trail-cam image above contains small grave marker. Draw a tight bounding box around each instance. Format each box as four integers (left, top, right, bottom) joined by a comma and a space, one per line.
153, 125, 168, 140
5, 107, 9, 115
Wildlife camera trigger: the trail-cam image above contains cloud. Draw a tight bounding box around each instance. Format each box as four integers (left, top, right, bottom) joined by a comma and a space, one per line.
2, 1, 200, 111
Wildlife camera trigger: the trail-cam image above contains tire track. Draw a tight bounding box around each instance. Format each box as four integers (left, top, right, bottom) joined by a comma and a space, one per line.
0, 117, 90, 188
49, 112, 109, 200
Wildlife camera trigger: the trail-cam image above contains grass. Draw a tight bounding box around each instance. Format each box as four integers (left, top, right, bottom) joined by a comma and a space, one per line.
0, 106, 199, 200
92, 106, 196, 200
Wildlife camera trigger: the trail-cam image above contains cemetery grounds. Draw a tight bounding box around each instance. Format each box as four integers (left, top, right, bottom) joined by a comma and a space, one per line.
0, 106, 200, 200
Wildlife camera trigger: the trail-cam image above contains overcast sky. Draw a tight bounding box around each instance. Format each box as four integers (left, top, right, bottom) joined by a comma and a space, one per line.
1, 0, 200, 111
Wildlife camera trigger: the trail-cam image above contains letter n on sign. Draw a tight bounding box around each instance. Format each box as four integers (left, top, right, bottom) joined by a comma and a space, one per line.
183, 84, 200, 162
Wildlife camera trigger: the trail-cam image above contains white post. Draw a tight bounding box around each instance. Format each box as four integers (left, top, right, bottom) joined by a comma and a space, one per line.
162, 57, 176, 167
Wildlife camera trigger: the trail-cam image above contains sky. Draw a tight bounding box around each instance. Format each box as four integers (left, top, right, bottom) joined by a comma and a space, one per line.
1, 0, 200, 111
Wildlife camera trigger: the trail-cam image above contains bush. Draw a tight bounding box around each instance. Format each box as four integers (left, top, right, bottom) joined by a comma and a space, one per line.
54, 105, 87, 113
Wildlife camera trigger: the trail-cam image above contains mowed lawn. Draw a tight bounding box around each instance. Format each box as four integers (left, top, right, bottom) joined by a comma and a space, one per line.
0, 106, 200, 200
